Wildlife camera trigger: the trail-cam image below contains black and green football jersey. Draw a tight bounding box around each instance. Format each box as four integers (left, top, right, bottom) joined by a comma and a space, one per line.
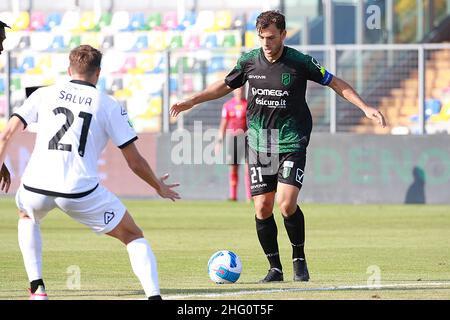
224, 46, 333, 153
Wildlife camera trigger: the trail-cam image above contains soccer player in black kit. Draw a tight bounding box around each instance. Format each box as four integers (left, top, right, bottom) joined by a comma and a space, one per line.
171, 11, 386, 282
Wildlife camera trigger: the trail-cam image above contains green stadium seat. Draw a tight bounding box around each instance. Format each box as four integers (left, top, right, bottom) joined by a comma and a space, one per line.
90, 12, 112, 32
222, 33, 238, 47
147, 12, 162, 30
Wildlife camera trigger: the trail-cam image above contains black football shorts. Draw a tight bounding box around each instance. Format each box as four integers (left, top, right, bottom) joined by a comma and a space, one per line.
246, 147, 306, 196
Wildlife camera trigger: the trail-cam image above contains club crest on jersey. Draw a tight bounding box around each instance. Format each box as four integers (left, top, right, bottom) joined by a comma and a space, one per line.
104, 211, 115, 225
282, 161, 294, 178
281, 73, 291, 86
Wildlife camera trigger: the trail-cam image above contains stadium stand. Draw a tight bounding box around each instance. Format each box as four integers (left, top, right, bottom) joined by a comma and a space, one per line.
1, 2, 449, 134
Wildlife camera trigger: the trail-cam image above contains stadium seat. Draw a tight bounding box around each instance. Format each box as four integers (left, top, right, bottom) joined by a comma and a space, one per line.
177, 11, 196, 30
2, 32, 22, 50
429, 100, 450, 122
154, 11, 178, 31
12, 56, 35, 74
410, 99, 442, 122
68, 35, 81, 49
127, 55, 153, 74
202, 33, 218, 49
215, 11, 232, 30
81, 33, 100, 48
0, 97, 6, 117
16, 35, 31, 50
246, 11, 259, 31
222, 32, 239, 47
148, 95, 162, 116
113, 55, 137, 74
169, 77, 178, 93
109, 11, 130, 32
54, 11, 80, 33
0, 78, 5, 94
232, 12, 245, 29
90, 12, 112, 32
29, 11, 46, 31
129, 34, 149, 51
148, 31, 167, 51
146, 12, 162, 30
193, 11, 215, 32
160, 11, 178, 31
140, 56, 158, 74
101, 35, 114, 50
12, 12, 30, 31
245, 31, 257, 48
126, 12, 147, 31
47, 35, 65, 51
30, 33, 53, 51
109, 78, 123, 93
150, 56, 166, 74
79, 11, 96, 31
27, 54, 52, 75
171, 57, 191, 74
182, 75, 194, 93
39, 12, 62, 32
207, 56, 226, 73
185, 33, 201, 49
10, 77, 21, 91
168, 33, 183, 49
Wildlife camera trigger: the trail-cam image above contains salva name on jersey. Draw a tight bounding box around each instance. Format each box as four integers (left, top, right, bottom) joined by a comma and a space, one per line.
59, 90, 93, 106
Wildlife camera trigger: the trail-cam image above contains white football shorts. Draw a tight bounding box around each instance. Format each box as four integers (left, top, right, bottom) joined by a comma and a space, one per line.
15, 184, 126, 234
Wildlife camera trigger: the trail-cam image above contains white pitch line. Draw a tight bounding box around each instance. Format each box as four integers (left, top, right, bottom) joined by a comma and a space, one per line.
163, 282, 450, 300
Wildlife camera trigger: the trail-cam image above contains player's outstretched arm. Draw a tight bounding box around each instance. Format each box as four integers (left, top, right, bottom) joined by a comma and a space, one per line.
120, 142, 180, 201
0, 116, 25, 193
0, 163, 11, 193
170, 80, 234, 117
328, 76, 386, 127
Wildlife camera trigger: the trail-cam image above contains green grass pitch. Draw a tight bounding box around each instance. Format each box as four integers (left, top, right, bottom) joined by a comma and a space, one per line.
1, 197, 449, 300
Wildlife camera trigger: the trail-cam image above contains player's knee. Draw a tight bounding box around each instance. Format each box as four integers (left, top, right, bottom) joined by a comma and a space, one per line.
254, 200, 273, 218
123, 227, 144, 245
278, 200, 296, 217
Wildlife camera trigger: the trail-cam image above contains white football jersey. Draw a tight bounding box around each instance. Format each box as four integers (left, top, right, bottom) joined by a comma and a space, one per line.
13, 80, 137, 197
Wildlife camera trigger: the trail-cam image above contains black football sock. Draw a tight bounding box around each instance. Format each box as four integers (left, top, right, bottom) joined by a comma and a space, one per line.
255, 214, 282, 271
283, 206, 306, 260
30, 279, 45, 293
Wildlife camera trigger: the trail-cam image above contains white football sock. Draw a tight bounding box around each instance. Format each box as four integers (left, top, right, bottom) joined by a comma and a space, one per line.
126, 238, 160, 297
18, 218, 43, 282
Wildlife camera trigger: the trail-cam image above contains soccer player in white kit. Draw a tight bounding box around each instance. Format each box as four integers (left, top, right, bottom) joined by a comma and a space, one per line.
0, 20, 12, 193
0, 45, 180, 300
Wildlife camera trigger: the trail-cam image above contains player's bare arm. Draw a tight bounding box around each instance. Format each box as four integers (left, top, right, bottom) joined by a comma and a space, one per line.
170, 80, 234, 117
0, 117, 25, 193
120, 143, 180, 201
0, 163, 11, 193
328, 76, 386, 127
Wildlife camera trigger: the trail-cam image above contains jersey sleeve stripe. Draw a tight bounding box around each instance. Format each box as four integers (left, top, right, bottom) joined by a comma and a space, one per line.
118, 136, 138, 149
11, 113, 28, 128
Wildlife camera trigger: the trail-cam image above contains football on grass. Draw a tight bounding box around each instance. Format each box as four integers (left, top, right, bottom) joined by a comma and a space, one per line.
207, 250, 242, 284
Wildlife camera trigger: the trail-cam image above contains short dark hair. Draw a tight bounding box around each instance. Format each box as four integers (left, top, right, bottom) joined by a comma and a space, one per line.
0, 20, 11, 29
69, 45, 102, 76
256, 10, 286, 32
